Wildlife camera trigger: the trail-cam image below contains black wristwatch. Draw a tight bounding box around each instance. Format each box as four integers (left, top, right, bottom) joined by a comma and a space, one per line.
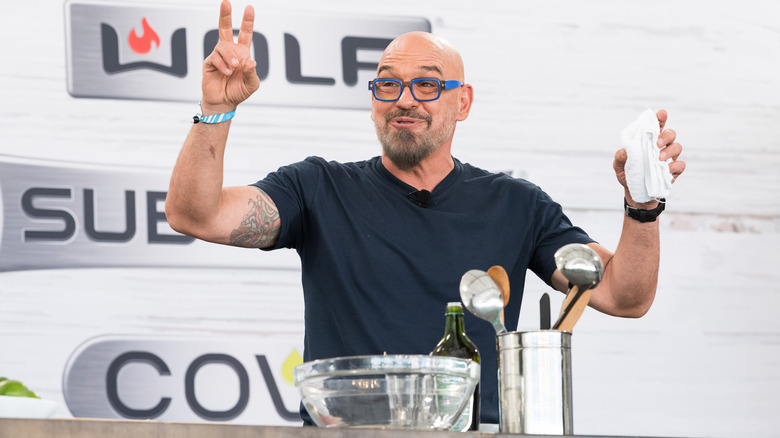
624, 198, 665, 222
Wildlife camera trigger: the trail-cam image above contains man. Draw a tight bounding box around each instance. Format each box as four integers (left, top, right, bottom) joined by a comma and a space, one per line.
166, 0, 686, 427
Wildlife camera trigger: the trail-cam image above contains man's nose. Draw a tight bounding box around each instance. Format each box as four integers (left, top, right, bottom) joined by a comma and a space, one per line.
396, 85, 419, 107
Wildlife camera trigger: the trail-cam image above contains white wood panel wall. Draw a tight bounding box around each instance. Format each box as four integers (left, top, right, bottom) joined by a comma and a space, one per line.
1, 0, 778, 437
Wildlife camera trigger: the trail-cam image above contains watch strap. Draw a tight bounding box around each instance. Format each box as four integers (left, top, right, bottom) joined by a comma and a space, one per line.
624, 198, 665, 222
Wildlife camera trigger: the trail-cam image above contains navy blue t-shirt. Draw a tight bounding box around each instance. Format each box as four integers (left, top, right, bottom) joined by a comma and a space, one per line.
253, 156, 594, 425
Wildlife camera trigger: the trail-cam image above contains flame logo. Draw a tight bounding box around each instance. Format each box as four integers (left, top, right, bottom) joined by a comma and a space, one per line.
280, 349, 303, 386
128, 17, 160, 54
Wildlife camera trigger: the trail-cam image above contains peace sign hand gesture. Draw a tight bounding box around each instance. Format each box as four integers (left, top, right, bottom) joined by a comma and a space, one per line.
201, 0, 260, 115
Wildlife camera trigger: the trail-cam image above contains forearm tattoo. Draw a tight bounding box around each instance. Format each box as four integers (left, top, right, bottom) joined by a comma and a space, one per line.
229, 192, 281, 248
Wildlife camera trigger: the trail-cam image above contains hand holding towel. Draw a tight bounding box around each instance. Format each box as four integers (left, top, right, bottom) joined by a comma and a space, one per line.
621, 109, 673, 203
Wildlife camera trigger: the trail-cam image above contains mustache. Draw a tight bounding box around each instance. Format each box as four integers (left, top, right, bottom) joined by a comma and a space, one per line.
384, 110, 432, 125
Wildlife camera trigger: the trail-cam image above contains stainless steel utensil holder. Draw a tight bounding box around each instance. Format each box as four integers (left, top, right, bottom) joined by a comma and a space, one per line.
497, 330, 572, 435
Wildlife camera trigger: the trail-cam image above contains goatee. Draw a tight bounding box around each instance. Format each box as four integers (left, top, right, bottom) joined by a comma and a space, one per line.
377, 110, 436, 171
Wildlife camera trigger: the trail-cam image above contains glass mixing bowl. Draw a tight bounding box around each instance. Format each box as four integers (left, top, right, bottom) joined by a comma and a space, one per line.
293, 354, 480, 429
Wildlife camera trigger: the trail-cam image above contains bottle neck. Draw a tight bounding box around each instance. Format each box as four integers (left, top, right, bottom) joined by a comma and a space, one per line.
444, 311, 466, 335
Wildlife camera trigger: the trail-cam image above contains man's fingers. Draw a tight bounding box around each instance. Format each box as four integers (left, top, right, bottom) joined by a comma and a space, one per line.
614, 148, 627, 164
656, 109, 668, 131
237, 5, 255, 47
207, 46, 237, 76
660, 142, 682, 162
658, 128, 676, 148
218, 0, 234, 42
206, 53, 229, 76
669, 159, 686, 182
242, 59, 261, 92
613, 148, 628, 187
613, 148, 627, 172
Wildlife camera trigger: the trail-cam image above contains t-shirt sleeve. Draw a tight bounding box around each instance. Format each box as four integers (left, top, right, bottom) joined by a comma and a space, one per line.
251, 157, 322, 250
528, 187, 596, 287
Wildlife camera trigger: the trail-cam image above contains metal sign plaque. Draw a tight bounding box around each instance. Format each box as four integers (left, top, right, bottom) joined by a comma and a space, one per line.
0, 155, 285, 272
64, 1, 431, 109
63, 335, 304, 424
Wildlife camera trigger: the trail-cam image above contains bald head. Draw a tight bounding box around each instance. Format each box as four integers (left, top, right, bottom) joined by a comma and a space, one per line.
371, 31, 473, 173
377, 31, 465, 81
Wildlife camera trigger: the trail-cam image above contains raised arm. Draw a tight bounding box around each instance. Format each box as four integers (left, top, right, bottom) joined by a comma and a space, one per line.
552, 110, 686, 318
165, 0, 280, 248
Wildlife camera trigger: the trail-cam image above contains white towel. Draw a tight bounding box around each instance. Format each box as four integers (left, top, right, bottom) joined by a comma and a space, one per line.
621, 109, 673, 203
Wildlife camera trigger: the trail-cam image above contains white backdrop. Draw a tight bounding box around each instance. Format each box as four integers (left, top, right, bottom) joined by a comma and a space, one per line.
1, 0, 779, 437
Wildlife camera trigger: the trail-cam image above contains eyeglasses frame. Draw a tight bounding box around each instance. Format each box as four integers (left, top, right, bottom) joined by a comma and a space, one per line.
368, 78, 464, 102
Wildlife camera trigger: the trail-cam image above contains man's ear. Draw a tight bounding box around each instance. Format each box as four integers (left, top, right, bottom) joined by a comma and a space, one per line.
457, 84, 474, 121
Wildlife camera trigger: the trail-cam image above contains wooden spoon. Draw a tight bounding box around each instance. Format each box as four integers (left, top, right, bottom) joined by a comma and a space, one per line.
551, 244, 603, 332
552, 285, 592, 332
487, 265, 510, 324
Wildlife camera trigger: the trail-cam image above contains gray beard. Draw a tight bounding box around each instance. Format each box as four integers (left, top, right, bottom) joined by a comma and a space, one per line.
376, 110, 437, 171
380, 129, 437, 171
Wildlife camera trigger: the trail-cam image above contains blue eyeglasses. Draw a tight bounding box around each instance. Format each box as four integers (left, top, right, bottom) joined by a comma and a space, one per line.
368, 78, 464, 102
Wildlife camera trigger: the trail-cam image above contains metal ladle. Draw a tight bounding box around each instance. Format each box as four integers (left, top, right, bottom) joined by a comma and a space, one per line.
460, 269, 507, 334
552, 244, 604, 331
555, 243, 603, 290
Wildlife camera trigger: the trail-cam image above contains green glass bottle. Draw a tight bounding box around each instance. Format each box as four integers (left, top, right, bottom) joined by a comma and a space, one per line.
430, 301, 480, 431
